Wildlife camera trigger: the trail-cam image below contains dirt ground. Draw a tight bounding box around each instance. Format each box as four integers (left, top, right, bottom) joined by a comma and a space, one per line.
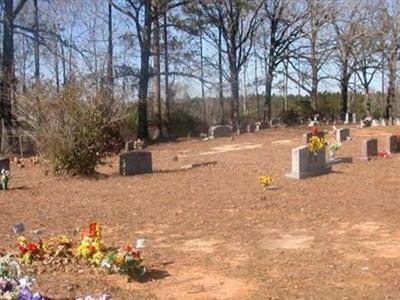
2, 125, 400, 299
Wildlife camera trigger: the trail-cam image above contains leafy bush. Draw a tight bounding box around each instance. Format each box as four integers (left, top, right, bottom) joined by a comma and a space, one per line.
18, 85, 125, 176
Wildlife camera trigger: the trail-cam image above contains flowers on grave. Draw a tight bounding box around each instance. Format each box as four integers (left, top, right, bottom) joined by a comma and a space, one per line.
41, 235, 73, 265
76, 223, 105, 265
17, 237, 43, 265
328, 140, 342, 153
307, 136, 326, 156
1, 169, 10, 190
311, 126, 319, 136
259, 176, 272, 188
378, 150, 391, 158
133, 139, 145, 150
100, 242, 146, 278
0, 253, 44, 300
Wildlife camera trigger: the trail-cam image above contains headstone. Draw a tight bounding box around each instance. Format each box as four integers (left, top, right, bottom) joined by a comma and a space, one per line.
361, 138, 378, 158
380, 119, 387, 127
371, 119, 380, 127
352, 113, 357, 124
119, 151, 152, 175
12, 223, 25, 235
246, 123, 256, 133
209, 125, 232, 138
286, 145, 331, 179
395, 118, 400, 126
125, 140, 135, 152
344, 113, 350, 124
0, 157, 10, 173
302, 131, 326, 144
385, 135, 399, 153
336, 128, 350, 142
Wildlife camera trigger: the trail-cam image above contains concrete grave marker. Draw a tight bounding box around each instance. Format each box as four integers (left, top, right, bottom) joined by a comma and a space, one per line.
119, 151, 152, 175
336, 128, 350, 142
385, 135, 399, 153
361, 138, 378, 159
125, 140, 135, 152
209, 125, 232, 138
286, 145, 331, 179
0, 157, 10, 173
371, 119, 380, 127
246, 123, 256, 133
352, 113, 357, 124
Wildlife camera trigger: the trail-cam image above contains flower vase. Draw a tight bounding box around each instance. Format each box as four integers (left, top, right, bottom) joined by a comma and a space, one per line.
329, 151, 336, 161
1, 179, 8, 190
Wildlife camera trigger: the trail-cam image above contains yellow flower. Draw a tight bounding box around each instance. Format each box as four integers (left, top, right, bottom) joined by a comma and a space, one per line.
259, 176, 272, 187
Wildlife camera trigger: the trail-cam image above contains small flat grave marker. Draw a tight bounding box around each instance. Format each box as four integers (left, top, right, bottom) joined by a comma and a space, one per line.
0, 157, 10, 173
13, 223, 25, 235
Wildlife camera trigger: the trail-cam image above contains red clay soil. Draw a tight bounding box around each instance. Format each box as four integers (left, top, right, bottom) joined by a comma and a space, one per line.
2, 125, 400, 299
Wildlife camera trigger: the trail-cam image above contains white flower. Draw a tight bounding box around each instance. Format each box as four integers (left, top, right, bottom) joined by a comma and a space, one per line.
19, 276, 35, 288
100, 260, 111, 269
135, 239, 145, 249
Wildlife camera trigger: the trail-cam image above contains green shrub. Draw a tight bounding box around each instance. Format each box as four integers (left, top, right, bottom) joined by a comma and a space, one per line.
18, 85, 125, 176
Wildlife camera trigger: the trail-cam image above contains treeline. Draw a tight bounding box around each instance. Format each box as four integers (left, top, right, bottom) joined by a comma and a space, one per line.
0, 0, 399, 149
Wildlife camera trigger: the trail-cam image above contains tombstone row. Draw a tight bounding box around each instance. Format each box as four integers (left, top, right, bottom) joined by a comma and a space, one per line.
361, 135, 400, 159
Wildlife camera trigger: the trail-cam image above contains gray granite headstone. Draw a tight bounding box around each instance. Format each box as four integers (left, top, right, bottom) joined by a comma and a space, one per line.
336, 128, 350, 142
0, 157, 10, 173
246, 123, 256, 133
302, 131, 326, 144
125, 140, 135, 152
361, 138, 378, 158
385, 135, 399, 153
209, 125, 232, 138
286, 145, 331, 179
119, 151, 152, 175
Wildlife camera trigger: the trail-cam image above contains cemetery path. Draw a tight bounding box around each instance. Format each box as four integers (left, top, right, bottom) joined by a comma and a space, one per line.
2, 125, 400, 299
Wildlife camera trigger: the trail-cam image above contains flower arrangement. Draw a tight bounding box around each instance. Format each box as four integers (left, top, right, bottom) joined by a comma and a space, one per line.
378, 150, 391, 158
0, 253, 44, 300
133, 139, 145, 150
100, 244, 146, 278
328, 140, 342, 153
12, 222, 146, 282
17, 237, 43, 265
259, 176, 272, 189
308, 136, 326, 156
1, 169, 10, 190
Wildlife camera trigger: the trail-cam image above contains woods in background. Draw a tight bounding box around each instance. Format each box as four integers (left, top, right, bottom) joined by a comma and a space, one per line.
0, 0, 398, 147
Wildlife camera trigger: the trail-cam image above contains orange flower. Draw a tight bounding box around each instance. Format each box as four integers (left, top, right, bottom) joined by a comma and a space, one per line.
113, 255, 124, 266
89, 223, 97, 238
86, 244, 96, 253
123, 245, 132, 252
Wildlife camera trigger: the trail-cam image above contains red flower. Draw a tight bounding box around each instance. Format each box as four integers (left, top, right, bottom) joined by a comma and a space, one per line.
19, 245, 27, 253
131, 250, 141, 260
123, 245, 132, 252
27, 242, 38, 252
86, 244, 96, 253
89, 223, 97, 238
311, 126, 318, 136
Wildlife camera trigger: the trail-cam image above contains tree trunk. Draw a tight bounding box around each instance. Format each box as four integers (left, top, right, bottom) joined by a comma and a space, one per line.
386, 50, 397, 119
263, 59, 274, 123
200, 24, 206, 125
153, 6, 162, 138
137, 0, 152, 140
1, 0, 15, 151
106, 1, 114, 97
218, 28, 224, 124
229, 65, 240, 129
34, 0, 40, 85
163, 10, 170, 130
340, 62, 349, 115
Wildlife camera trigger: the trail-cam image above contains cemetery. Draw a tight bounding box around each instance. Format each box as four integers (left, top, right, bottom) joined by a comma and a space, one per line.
2, 124, 400, 299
